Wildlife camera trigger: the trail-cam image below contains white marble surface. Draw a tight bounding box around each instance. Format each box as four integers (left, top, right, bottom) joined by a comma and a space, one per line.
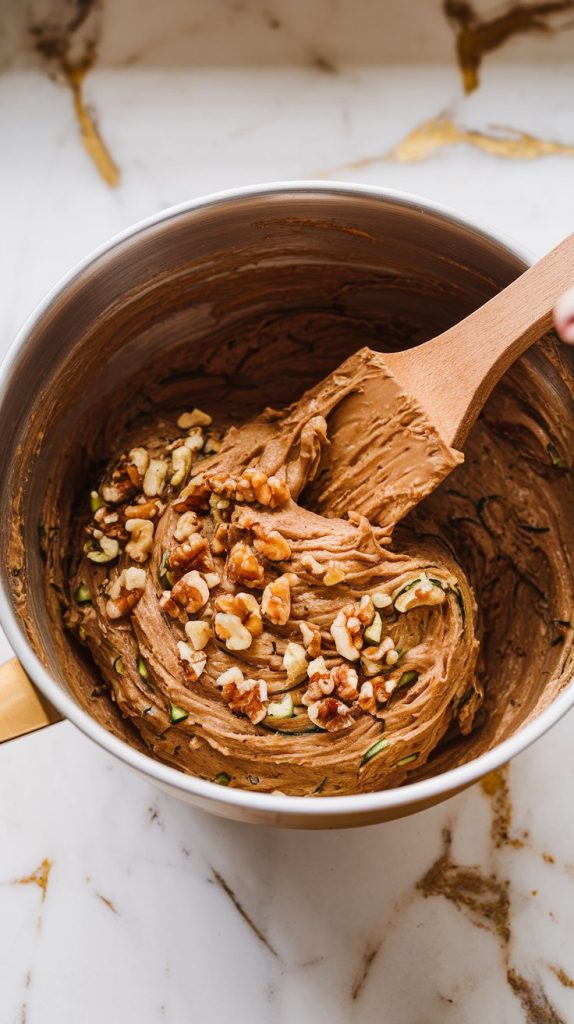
2, 2, 574, 1021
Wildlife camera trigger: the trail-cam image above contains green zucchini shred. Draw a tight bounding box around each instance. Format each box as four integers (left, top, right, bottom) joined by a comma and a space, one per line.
74, 582, 92, 605
396, 670, 419, 690
213, 772, 231, 786
169, 703, 189, 724
360, 736, 390, 767
159, 551, 175, 590
395, 752, 419, 767
113, 656, 124, 675
547, 442, 567, 469
90, 490, 105, 512
137, 656, 149, 681
313, 777, 328, 794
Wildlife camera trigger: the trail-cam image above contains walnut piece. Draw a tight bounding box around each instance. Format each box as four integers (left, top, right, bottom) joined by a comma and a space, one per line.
218, 669, 268, 725
143, 458, 168, 498
214, 612, 253, 651
330, 604, 363, 661
227, 542, 265, 589
170, 445, 192, 488
215, 592, 262, 637
169, 535, 212, 577
261, 573, 292, 625
302, 659, 359, 705
177, 408, 212, 429
177, 640, 207, 682
105, 567, 146, 619
174, 511, 201, 542
125, 518, 154, 563
173, 474, 211, 512
252, 525, 292, 561
299, 621, 321, 658
308, 697, 353, 732
170, 570, 210, 614
211, 522, 229, 554
235, 467, 290, 508
393, 572, 447, 613
101, 448, 148, 504
282, 641, 308, 684
124, 499, 163, 521
184, 619, 211, 651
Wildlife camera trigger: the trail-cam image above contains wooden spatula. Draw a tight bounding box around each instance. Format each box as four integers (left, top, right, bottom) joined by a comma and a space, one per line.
382, 231, 574, 448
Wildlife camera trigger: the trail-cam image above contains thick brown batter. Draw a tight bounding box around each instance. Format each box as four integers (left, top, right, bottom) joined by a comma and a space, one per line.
45, 306, 573, 798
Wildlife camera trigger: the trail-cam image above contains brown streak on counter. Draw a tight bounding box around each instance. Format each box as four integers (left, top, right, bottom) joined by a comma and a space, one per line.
64, 63, 119, 187
507, 969, 567, 1023
543, 852, 556, 864
14, 858, 52, 902
480, 764, 524, 848
417, 828, 511, 942
549, 965, 574, 988
211, 868, 279, 958
443, 0, 574, 94
351, 941, 382, 1001
96, 892, 118, 913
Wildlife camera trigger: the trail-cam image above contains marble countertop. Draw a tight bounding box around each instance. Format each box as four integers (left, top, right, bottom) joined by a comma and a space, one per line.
2, 2, 574, 1021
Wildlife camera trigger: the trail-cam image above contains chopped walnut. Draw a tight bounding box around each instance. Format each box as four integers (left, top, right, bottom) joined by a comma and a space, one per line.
300, 554, 325, 576
330, 663, 360, 702
252, 525, 292, 561
215, 592, 262, 637
173, 474, 211, 512
283, 641, 308, 684
125, 518, 154, 563
220, 672, 268, 725
299, 621, 321, 658
101, 449, 147, 504
177, 408, 212, 429
170, 445, 192, 488
308, 697, 353, 732
214, 612, 253, 651
323, 566, 345, 586
177, 640, 207, 682
91, 508, 127, 541
330, 604, 362, 661
184, 619, 211, 651
143, 458, 168, 498
372, 590, 393, 609
357, 595, 375, 625
393, 572, 447, 613
174, 511, 201, 542
105, 567, 146, 619
235, 467, 290, 508
124, 499, 163, 521
360, 636, 396, 677
227, 542, 265, 590
302, 660, 358, 705
261, 573, 292, 625
207, 472, 237, 500
358, 678, 390, 716
204, 571, 221, 589
211, 522, 229, 554
301, 656, 333, 704
169, 534, 212, 577
170, 571, 210, 614
184, 427, 205, 452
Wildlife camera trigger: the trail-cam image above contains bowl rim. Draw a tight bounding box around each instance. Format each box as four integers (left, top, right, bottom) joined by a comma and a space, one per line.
1, 178, 571, 820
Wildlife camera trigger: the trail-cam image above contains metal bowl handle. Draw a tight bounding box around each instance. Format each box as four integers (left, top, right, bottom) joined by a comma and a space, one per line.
0, 658, 63, 742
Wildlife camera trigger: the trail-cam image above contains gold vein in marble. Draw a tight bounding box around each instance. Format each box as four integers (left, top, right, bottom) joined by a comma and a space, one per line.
388, 116, 574, 163
14, 858, 52, 902
480, 764, 524, 849
65, 64, 119, 188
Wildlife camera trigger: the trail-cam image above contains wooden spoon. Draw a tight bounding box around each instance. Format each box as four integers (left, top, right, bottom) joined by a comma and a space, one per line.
382, 231, 574, 448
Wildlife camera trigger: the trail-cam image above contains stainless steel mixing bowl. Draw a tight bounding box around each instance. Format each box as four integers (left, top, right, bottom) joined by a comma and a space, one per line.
1, 182, 572, 827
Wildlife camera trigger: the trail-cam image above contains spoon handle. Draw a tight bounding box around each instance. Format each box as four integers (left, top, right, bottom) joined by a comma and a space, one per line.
390, 230, 574, 447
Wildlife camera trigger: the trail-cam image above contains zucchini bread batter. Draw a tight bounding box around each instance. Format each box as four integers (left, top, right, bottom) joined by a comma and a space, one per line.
60, 335, 573, 797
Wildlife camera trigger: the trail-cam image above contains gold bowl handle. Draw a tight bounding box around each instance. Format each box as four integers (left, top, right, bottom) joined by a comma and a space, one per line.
0, 658, 63, 742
